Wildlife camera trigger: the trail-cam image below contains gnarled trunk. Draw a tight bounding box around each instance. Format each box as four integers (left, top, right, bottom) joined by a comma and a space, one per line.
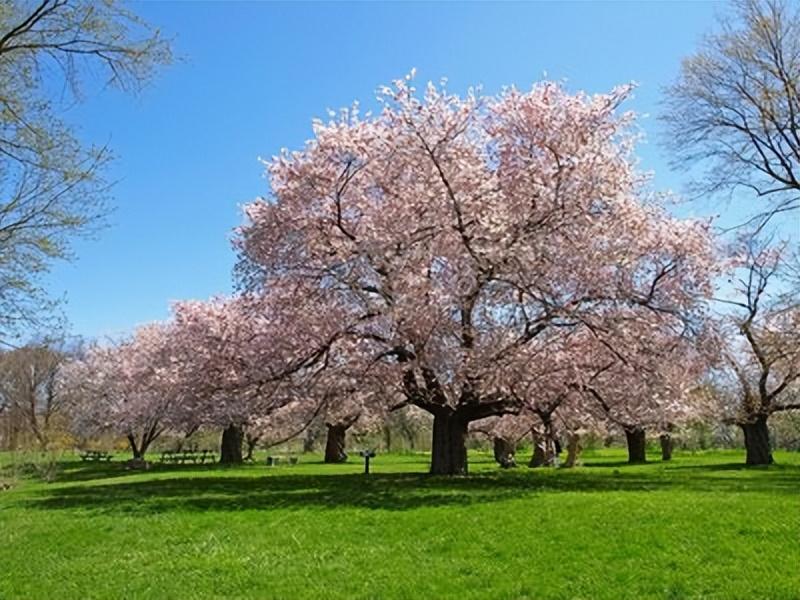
563, 432, 581, 468
530, 413, 557, 468
324, 424, 348, 463
244, 433, 260, 462
740, 414, 773, 466
493, 436, 516, 468
125, 421, 162, 460
219, 424, 243, 465
659, 433, 673, 461
127, 434, 144, 459
624, 427, 646, 464
430, 412, 468, 475
127, 432, 156, 460
529, 434, 555, 468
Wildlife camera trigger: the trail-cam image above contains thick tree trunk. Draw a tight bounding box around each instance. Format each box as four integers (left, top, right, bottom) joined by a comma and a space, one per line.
219, 424, 243, 465
740, 415, 773, 466
493, 436, 516, 468
563, 432, 581, 468
324, 424, 348, 463
659, 433, 673, 461
624, 427, 646, 464
430, 412, 468, 475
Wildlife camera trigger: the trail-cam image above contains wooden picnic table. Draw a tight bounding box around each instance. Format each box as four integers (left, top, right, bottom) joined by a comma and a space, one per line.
158, 449, 216, 465
78, 450, 113, 462
266, 456, 299, 466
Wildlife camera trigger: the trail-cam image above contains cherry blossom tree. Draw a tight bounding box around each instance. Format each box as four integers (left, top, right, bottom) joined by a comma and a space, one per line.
496, 329, 594, 467
243, 398, 325, 459
572, 316, 715, 464
235, 75, 716, 475
65, 283, 368, 464
168, 287, 350, 464
318, 347, 400, 463
64, 322, 182, 459
471, 414, 527, 468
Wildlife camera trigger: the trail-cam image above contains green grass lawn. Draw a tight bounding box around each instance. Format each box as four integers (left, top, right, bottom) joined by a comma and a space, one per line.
1, 448, 798, 600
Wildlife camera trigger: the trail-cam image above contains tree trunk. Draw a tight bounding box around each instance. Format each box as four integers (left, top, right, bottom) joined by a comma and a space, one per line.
383, 425, 392, 453
400, 424, 417, 451
529, 433, 554, 467
740, 415, 773, 466
302, 424, 318, 453
127, 434, 143, 459
430, 412, 468, 475
563, 432, 581, 468
324, 424, 348, 463
244, 434, 259, 462
220, 424, 243, 465
659, 433, 673, 461
624, 427, 646, 464
493, 436, 516, 468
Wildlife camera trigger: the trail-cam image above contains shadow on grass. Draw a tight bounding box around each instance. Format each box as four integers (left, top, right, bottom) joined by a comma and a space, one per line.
579, 460, 632, 468
24, 454, 441, 484
20, 459, 800, 515
666, 461, 798, 472
52, 460, 226, 483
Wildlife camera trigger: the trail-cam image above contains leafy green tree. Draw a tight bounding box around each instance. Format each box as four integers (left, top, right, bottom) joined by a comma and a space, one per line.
0, 0, 171, 338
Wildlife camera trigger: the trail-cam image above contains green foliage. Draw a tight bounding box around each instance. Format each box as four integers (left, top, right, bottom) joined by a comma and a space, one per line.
1, 449, 797, 599
0, 0, 172, 337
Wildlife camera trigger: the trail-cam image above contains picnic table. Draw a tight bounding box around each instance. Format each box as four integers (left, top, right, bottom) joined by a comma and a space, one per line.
78, 450, 113, 462
266, 455, 299, 466
158, 449, 216, 465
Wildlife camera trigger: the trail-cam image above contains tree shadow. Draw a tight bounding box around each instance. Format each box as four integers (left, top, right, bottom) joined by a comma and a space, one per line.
667, 461, 795, 472
37, 453, 462, 484
580, 460, 632, 468
50, 460, 227, 483
20, 463, 800, 516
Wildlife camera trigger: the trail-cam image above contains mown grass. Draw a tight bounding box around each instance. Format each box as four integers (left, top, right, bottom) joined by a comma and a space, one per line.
0, 448, 798, 599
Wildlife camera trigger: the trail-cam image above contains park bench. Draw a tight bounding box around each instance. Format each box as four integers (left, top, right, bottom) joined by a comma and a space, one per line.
78, 450, 113, 462
158, 449, 216, 465
266, 456, 299, 466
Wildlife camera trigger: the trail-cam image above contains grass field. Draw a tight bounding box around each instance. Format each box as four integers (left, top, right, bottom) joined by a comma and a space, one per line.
1, 448, 798, 599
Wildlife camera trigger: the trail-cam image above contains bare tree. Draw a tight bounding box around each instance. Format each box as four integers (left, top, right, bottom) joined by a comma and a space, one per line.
0, 340, 71, 449
0, 1, 172, 339
662, 0, 800, 229
717, 237, 800, 464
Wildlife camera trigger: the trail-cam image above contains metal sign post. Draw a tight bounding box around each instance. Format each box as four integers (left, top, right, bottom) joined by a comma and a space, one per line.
359, 449, 376, 474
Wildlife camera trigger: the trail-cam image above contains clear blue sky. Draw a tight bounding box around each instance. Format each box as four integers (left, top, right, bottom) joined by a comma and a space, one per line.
47, 0, 726, 340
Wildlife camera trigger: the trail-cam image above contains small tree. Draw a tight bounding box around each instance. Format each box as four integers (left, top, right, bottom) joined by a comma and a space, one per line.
0, 341, 69, 449
63, 323, 180, 459
574, 318, 713, 464
169, 288, 350, 464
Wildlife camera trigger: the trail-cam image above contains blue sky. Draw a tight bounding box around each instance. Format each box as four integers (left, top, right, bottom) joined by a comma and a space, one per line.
47, 0, 726, 339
